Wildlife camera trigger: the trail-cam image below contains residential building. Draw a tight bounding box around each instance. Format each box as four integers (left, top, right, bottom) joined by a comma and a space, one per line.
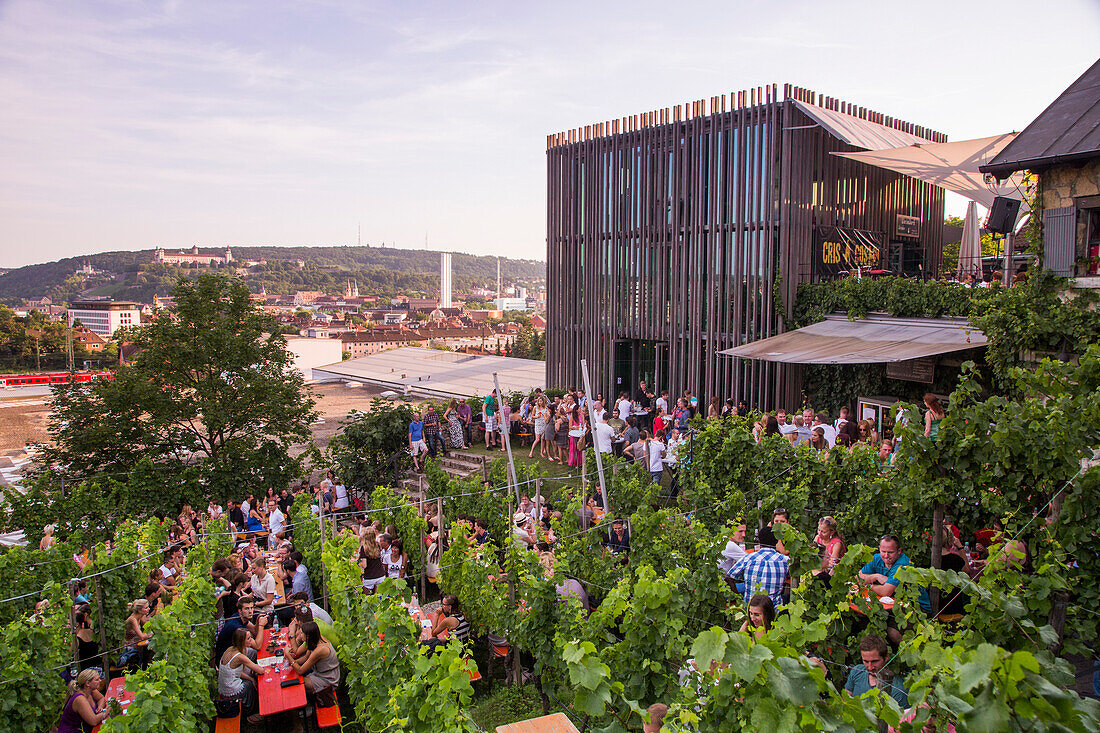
493, 297, 529, 312
547, 84, 947, 407
67, 300, 141, 338
72, 326, 106, 352
336, 331, 412, 358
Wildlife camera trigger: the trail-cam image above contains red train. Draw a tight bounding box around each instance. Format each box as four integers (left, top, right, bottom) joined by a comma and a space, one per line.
0, 370, 114, 388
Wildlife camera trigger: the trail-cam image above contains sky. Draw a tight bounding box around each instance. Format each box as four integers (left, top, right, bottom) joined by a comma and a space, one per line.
0, 0, 1097, 268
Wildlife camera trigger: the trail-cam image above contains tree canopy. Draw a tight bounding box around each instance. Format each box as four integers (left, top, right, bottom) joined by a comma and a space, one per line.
29, 274, 318, 517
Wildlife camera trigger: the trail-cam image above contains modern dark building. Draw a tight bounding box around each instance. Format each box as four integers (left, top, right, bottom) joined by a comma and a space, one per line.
546, 84, 947, 408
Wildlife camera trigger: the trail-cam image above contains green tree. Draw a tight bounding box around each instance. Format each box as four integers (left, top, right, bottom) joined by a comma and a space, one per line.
327, 398, 415, 492
35, 274, 318, 499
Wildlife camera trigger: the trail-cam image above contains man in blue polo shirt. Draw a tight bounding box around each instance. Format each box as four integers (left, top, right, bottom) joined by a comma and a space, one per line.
858, 534, 931, 644
409, 412, 427, 472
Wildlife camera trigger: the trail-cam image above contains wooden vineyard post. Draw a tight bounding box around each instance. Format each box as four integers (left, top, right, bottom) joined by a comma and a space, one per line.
506, 495, 523, 686
930, 503, 945, 614
534, 478, 542, 539
418, 486, 427, 601
91, 548, 110, 675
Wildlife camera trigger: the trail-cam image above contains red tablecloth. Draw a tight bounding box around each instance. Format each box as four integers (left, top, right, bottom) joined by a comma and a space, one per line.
257, 628, 307, 716
91, 676, 134, 732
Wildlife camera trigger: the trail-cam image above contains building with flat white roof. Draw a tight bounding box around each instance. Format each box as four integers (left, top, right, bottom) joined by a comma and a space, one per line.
312, 347, 544, 399
67, 300, 141, 338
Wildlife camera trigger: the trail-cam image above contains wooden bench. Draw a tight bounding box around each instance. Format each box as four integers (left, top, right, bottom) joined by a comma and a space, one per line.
214, 701, 240, 733
316, 701, 341, 729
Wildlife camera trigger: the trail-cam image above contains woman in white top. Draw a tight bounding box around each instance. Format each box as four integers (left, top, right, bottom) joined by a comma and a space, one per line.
333, 480, 349, 511
218, 627, 265, 723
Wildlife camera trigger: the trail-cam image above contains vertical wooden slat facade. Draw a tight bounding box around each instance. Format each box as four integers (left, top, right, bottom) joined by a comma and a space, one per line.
547, 85, 946, 409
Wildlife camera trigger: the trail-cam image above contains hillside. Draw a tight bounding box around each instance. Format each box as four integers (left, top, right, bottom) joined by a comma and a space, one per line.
0, 246, 545, 304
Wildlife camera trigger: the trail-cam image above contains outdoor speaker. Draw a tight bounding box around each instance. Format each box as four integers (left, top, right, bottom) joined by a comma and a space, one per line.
987, 196, 1021, 235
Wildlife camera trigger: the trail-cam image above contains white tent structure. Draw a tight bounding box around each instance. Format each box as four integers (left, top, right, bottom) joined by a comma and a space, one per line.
833, 133, 1028, 213
957, 200, 983, 280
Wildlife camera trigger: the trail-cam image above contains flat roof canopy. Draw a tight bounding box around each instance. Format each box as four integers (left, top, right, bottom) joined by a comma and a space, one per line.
718, 315, 987, 364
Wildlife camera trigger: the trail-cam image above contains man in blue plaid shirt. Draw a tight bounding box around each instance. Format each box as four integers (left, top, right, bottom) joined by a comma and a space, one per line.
727, 525, 789, 608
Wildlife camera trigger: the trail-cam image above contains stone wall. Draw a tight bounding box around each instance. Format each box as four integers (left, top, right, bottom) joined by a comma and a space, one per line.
1040, 159, 1100, 275
1042, 159, 1100, 208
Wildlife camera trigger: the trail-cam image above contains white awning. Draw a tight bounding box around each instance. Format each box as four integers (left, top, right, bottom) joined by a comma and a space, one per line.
718, 314, 986, 364
831, 133, 1028, 212
792, 100, 934, 150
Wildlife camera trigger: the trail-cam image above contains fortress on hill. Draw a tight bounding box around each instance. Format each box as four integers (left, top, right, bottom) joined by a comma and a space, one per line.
153, 245, 233, 265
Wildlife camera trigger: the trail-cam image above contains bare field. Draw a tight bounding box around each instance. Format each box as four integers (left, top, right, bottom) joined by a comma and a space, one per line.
0, 397, 51, 455
0, 381, 410, 458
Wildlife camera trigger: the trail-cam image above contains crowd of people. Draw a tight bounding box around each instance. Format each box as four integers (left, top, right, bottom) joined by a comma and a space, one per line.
409, 383, 702, 495
54, 488, 335, 730
48, 378, 1059, 731
746, 393, 947, 466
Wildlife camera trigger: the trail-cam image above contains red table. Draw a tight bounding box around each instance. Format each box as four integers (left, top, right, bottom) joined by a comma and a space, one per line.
257, 628, 307, 716
91, 677, 134, 732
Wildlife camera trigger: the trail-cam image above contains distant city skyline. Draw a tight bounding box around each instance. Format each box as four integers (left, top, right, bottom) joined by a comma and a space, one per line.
1, 0, 1097, 268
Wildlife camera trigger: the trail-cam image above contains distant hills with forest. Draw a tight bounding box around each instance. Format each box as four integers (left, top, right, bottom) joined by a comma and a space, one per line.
0, 246, 545, 305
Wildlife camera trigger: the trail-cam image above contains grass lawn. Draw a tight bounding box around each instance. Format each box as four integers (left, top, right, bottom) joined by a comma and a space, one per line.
460, 440, 581, 483
469, 684, 548, 731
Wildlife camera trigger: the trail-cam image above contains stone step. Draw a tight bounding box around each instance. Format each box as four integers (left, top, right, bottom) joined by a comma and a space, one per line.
439, 456, 483, 473
449, 449, 488, 463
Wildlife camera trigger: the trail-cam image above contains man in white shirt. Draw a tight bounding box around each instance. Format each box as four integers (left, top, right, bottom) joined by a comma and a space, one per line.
593, 415, 616, 456
591, 400, 606, 423
833, 406, 851, 432
646, 435, 666, 484
718, 523, 748, 574
616, 393, 633, 422
267, 499, 285, 537
656, 390, 669, 415
812, 412, 838, 447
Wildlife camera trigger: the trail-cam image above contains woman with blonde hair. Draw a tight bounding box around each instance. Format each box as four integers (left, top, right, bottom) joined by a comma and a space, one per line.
56, 668, 107, 732
924, 393, 945, 438
529, 395, 551, 460
358, 527, 385, 593
857, 419, 878, 446
121, 599, 151, 669
812, 516, 846, 580
39, 524, 56, 551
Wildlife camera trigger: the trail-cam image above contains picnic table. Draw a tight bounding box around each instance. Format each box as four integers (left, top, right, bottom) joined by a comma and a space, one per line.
257, 627, 307, 716
260, 551, 286, 609
496, 712, 581, 733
